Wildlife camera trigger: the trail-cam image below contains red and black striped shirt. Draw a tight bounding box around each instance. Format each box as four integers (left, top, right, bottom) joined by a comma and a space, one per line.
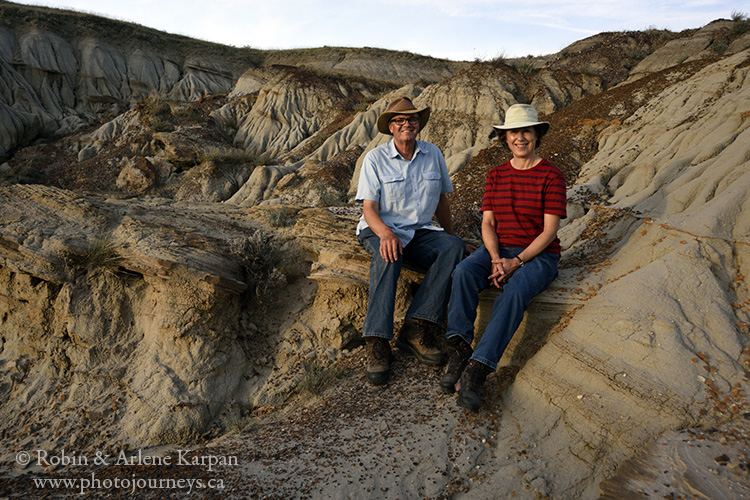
481, 159, 567, 254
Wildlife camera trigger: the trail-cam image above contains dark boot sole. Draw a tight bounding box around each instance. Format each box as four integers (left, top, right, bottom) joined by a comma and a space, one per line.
457, 393, 480, 412
366, 370, 390, 386
395, 338, 445, 366
456, 379, 481, 412
439, 377, 458, 393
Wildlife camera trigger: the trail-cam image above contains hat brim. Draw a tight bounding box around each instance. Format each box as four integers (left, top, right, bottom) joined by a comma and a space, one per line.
377, 107, 431, 135
493, 121, 550, 136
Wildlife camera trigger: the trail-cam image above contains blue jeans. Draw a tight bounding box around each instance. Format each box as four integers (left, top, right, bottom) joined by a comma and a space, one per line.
446, 245, 559, 369
359, 228, 465, 339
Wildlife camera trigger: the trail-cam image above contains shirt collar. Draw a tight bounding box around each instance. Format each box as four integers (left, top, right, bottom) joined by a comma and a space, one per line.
387, 139, 424, 160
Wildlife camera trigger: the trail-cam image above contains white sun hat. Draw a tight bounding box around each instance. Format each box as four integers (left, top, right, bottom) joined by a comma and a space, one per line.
493, 104, 550, 136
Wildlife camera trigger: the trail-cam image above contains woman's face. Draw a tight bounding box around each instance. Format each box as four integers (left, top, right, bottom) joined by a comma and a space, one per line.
505, 127, 538, 158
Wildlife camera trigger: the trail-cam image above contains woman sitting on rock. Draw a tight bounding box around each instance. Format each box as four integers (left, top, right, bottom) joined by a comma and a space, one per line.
441, 104, 567, 412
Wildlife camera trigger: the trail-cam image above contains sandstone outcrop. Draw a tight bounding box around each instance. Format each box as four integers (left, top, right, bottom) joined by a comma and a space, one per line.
497, 48, 750, 497
1, 3, 750, 499
262, 46, 464, 86
629, 19, 750, 80
0, 185, 379, 454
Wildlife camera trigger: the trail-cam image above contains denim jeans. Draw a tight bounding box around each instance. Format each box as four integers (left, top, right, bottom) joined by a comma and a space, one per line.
446, 245, 559, 369
358, 227, 465, 339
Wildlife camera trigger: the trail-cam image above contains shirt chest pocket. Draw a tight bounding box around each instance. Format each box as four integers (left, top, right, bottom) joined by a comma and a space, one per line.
422, 171, 441, 198
382, 174, 406, 201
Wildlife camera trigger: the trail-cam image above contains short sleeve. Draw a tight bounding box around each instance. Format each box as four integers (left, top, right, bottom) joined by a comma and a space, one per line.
544, 169, 567, 219
355, 151, 381, 204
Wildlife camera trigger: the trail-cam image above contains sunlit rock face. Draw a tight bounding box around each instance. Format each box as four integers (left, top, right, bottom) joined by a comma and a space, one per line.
1, 4, 750, 498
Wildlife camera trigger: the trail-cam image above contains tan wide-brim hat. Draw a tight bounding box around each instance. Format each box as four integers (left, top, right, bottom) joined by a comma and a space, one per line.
376, 96, 431, 135
493, 104, 550, 136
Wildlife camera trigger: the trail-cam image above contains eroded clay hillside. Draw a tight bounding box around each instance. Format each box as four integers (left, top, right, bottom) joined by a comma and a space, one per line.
0, 0, 462, 161
1, 2, 750, 499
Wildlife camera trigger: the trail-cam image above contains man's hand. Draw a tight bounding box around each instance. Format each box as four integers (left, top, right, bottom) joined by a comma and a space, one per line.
363, 199, 403, 263
379, 230, 403, 263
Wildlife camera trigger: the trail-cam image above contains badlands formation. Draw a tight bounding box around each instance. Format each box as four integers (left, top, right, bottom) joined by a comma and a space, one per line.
1, 1, 750, 498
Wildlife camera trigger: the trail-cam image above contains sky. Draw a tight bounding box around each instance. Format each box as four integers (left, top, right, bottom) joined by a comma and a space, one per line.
13, 0, 745, 61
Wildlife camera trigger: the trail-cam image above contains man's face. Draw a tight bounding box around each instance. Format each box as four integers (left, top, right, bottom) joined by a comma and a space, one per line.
388, 114, 420, 142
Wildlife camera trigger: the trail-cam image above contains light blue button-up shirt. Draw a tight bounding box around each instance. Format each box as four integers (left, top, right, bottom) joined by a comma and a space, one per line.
356, 139, 453, 246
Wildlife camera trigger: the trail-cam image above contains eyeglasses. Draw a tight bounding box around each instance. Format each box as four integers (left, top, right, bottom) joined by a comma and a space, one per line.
389, 116, 420, 126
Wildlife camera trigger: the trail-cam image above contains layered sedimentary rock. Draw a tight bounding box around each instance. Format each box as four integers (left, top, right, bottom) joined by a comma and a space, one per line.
0, 186, 379, 453
493, 48, 750, 498
1, 4, 750, 497
0, 26, 241, 159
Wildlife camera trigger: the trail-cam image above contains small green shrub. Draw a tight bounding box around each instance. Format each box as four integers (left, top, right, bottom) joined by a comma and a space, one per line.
728, 17, 749, 40
229, 230, 287, 308
174, 107, 204, 125
65, 232, 122, 275
296, 362, 346, 397
267, 208, 296, 228
510, 59, 537, 75
9, 145, 48, 184
202, 147, 266, 166
350, 99, 371, 113
731, 10, 748, 22
489, 51, 508, 64
577, 63, 598, 76
221, 410, 261, 434
139, 96, 174, 131
315, 183, 347, 207
628, 49, 647, 60
149, 119, 173, 132
413, 77, 436, 88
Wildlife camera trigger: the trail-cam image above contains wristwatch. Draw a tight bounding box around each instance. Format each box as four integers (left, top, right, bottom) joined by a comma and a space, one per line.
516, 256, 525, 267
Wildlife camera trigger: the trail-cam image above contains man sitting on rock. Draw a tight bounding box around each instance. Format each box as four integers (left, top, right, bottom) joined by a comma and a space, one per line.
355, 96, 469, 386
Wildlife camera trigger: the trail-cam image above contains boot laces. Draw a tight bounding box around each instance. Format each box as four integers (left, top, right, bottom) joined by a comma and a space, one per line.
368, 338, 389, 362
466, 362, 489, 391
446, 340, 471, 372
419, 321, 441, 349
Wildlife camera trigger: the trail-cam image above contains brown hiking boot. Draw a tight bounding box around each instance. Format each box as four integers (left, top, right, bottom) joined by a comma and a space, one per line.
395, 319, 445, 365
439, 336, 473, 393
365, 337, 393, 386
456, 360, 493, 412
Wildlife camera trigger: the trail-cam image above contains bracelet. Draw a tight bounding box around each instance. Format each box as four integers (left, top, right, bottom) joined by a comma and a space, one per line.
516, 256, 525, 267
